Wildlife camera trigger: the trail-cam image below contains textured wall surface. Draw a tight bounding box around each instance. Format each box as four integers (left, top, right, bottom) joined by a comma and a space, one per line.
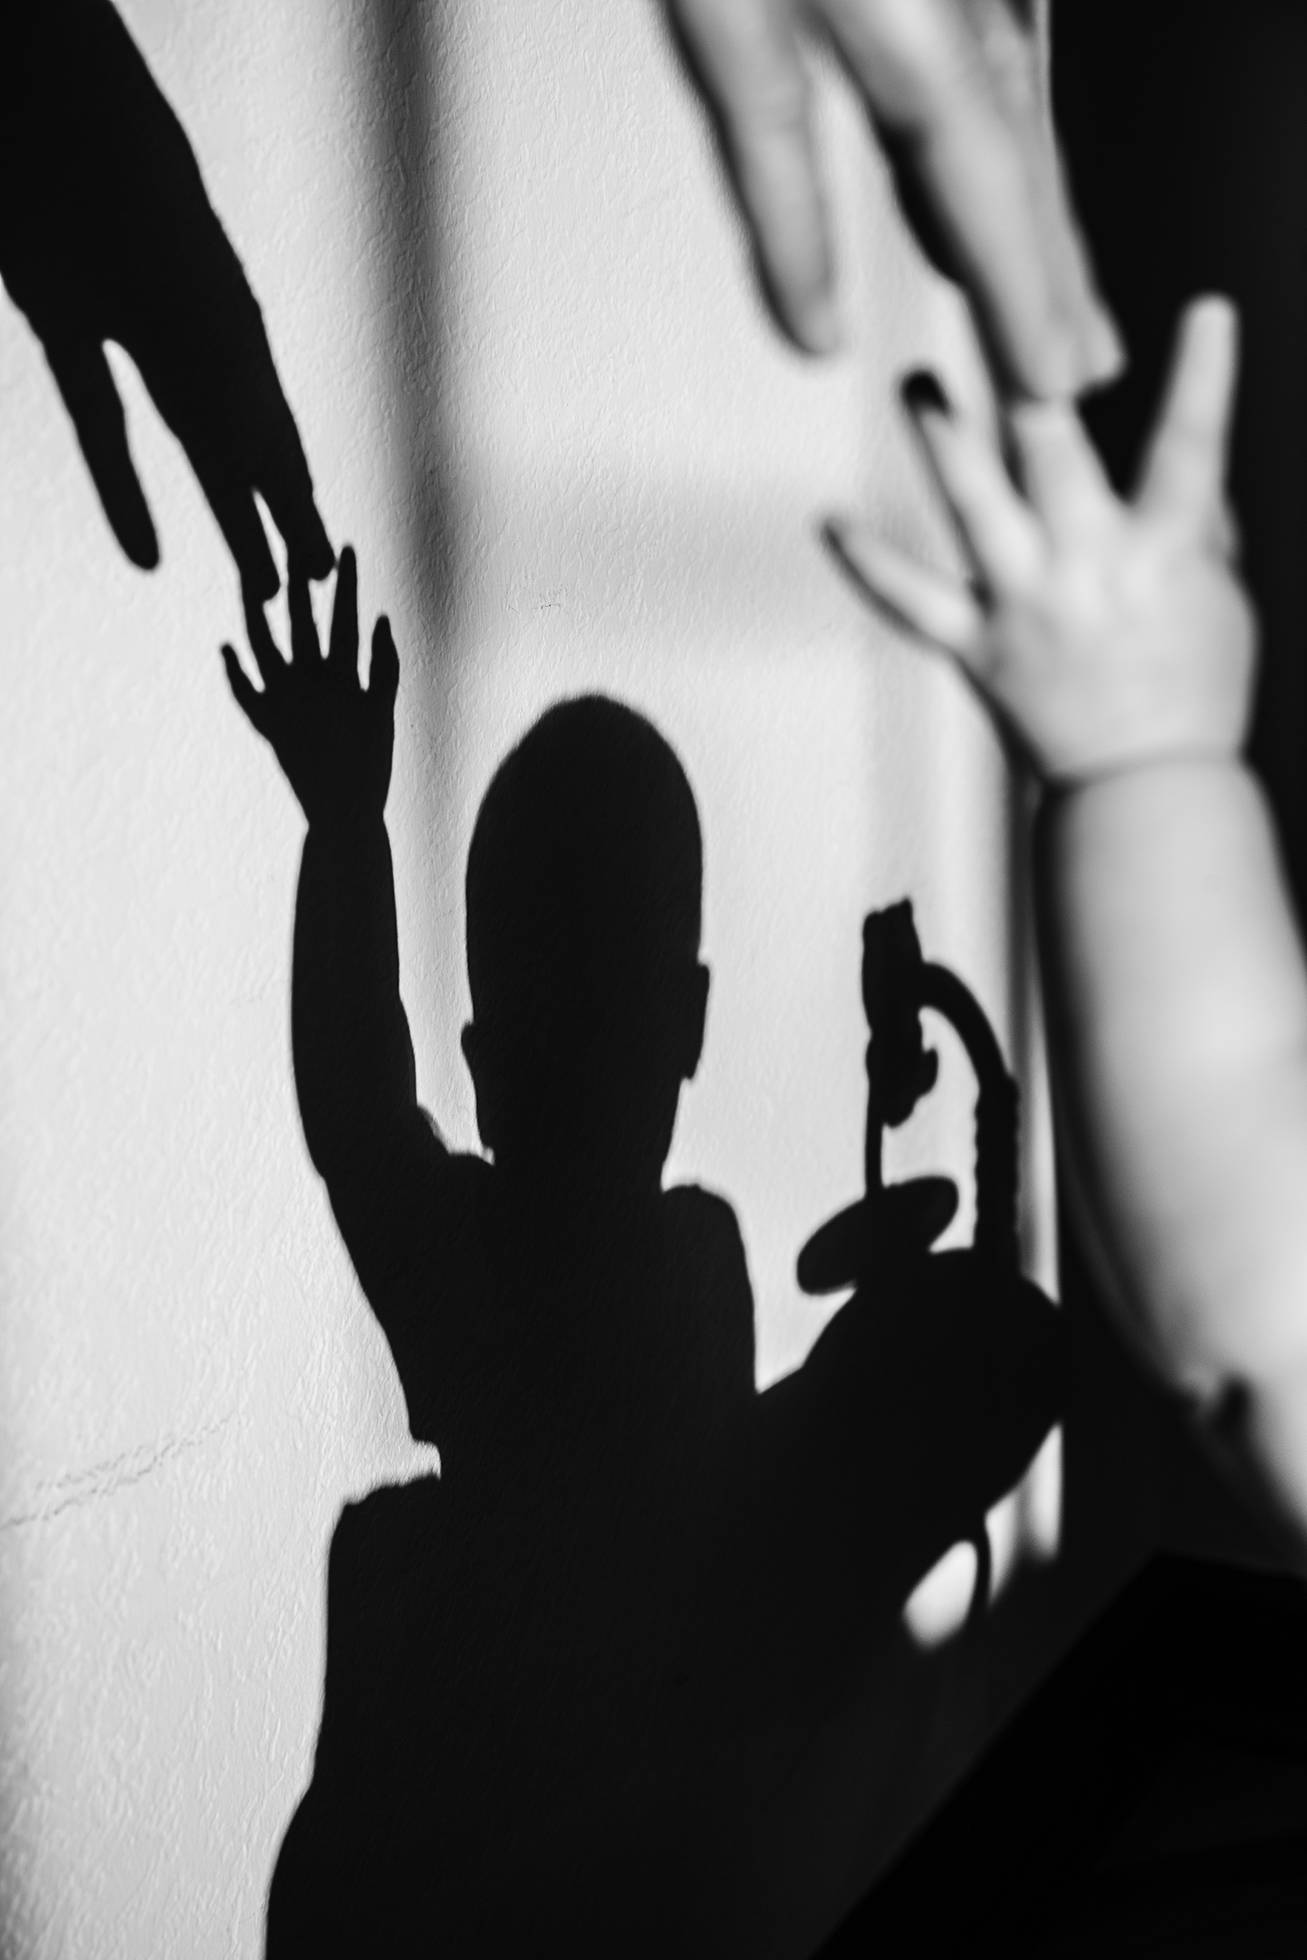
0, 2, 1078, 1953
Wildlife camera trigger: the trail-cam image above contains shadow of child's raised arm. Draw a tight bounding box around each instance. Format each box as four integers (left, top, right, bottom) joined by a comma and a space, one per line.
224, 550, 470, 1429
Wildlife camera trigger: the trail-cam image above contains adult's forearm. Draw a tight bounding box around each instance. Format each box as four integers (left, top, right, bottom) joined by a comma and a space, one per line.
1037, 758, 1307, 1509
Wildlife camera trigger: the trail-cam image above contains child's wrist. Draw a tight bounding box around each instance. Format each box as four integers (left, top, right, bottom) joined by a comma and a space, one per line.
1039, 739, 1248, 800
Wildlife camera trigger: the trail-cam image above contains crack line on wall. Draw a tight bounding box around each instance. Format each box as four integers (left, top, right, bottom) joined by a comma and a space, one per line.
0, 1406, 239, 1530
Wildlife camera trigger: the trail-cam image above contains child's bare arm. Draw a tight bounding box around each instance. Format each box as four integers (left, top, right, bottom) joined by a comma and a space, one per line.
826, 299, 1307, 1538
224, 549, 444, 1325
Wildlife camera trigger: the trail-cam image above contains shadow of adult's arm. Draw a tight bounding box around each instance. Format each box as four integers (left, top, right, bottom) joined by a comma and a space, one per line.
0, 0, 332, 597
663, 0, 1120, 395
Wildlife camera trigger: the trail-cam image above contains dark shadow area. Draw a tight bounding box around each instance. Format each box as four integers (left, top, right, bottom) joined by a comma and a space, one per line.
1047, 0, 1307, 1660
263, 695, 1065, 1954
817, 1555, 1307, 1957
1053, 0, 1307, 917
0, 0, 331, 593
817, 16, 1307, 1954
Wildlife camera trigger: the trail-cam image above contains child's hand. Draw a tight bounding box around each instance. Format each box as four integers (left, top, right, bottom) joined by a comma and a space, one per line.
825, 297, 1257, 786
223, 545, 399, 824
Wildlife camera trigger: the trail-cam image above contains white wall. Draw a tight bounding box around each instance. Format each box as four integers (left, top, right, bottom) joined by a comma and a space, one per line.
0, 2, 1092, 1953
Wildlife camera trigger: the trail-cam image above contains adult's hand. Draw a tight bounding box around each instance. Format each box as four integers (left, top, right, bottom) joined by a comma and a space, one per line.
0, 0, 332, 597
666, 0, 1121, 397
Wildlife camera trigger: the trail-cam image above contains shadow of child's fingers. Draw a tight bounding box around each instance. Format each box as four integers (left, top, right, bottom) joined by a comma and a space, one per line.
328, 546, 359, 674
221, 642, 271, 738
241, 588, 287, 692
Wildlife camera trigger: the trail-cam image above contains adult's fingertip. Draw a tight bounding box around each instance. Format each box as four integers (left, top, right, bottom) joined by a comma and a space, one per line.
243, 548, 280, 605
110, 495, 160, 571
291, 541, 336, 584
983, 299, 1084, 402
128, 529, 161, 572
306, 522, 336, 580
1083, 302, 1127, 390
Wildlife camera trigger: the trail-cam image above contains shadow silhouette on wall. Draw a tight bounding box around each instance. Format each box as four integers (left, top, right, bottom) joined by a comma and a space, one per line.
0, 1, 331, 594
264, 694, 1064, 1955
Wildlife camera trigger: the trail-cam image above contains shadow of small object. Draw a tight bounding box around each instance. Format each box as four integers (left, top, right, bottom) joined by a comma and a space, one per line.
786, 899, 1065, 1633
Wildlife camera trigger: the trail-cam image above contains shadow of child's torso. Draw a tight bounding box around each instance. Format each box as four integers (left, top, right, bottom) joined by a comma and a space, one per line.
274, 1150, 828, 1950
268, 1120, 1065, 1955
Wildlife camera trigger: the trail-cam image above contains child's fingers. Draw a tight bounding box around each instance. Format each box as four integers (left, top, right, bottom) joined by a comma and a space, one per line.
241, 590, 287, 692
370, 615, 400, 704
1008, 398, 1115, 542
221, 643, 269, 735
902, 379, 1042, 595
823, 519, 985, 660
328, 545, 360, 673
1135, 296, 1239, 529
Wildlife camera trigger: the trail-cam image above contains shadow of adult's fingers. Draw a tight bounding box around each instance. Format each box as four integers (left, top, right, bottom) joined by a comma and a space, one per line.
41, 333, 159, 570
256, 407, 335, 580
187, 444, 279, 602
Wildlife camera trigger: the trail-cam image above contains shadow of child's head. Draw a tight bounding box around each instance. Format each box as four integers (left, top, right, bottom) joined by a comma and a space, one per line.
461, 696, 709, 1195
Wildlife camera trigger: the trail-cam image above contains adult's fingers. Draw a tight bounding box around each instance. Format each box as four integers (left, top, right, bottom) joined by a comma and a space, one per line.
190, 447, 280, 603
1135, 296, 1240, 530
370, 615, 400, 704
667, 0, 838, 353
254, 399, 334, 581
1008, 397, 1114, 543
823, 0, 1116, 397
824, 516, 985, 657
287, 570, 321, 669
42, 336, 160, 570
902, 373, 1042, 591
327, 547, 359, 673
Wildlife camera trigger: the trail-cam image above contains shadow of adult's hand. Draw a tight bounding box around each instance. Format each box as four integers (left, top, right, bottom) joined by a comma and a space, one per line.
664, 0, 1121, 398
0, 0, 333, 598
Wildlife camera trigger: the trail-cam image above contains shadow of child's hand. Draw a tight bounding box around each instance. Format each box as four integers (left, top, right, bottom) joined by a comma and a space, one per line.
222, 545, 399, 824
